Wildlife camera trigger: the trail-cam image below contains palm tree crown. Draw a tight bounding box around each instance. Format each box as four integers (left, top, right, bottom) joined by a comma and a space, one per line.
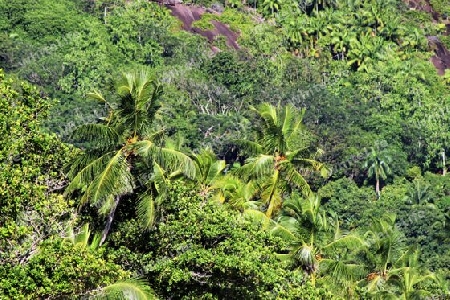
237, 103, 329, 217
271, 193, 365, 288
66, 70, 195, 245
363, 144, 392, 199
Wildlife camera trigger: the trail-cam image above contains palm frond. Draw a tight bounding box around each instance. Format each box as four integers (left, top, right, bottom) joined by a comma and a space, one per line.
87, 90, 108, 103
150, 162, 168, 187
74, 223, 91, 247
323, 234, 366, 252
137, 193, 155, 230
281, 192, 304, 219
72, 124, 120, 151
211, 175, 257, 211
285, 147, 314, 162
260, 169, 282, 217
251, 103, 286, 153
287, 107, 306, 139
367, 274, 386, 292
66, 223, 101, 250
90, 233, 102, 251
133, 140, 196, 179
243, 209, 274, 229
205, 160, 225, 185
281, 161, 311, 196
276, 253, 293, 263
233, 139, 263, 156
84, 150, 134, 211
116, 70, 162, 136
271, 219, 298, 241
66, 152, 116, 204
291, 157, 329, 174
93, 278, 157, 300
281, 105, 305, 142
98, 195, 115, 215
146, 81, 163, 123
191, 148, 225, 184
246, 154, 275, 179
320, 259, 366, 286
251, 103, 278, 128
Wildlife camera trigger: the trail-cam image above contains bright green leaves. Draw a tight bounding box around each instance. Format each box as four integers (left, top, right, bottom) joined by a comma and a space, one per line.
104, 1, 170, 67
237, 103, 328, 217
94, 279, 158, 300
275, 0, 428, 70
66, 70, 196, 243
0, 70, 76, 268
0, 238, 128, 299
146, 182, 319, 299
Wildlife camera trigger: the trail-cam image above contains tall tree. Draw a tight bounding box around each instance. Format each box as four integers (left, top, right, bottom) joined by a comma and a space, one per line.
66, 70, 195, 245
363, 144, 392, 199
364, 213, 405, 292
271, 193, 365, 288
237, 103, 329, 217
384, 249, 437, 300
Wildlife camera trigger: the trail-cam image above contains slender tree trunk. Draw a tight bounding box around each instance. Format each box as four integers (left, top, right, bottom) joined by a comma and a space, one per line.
442, 151, 446, 176
375, 179, 380, 200
100, 195, 121, 246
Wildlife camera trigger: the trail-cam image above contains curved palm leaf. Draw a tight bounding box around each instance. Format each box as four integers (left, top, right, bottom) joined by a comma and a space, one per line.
132, 140, 196, 179
84, 150, 134, 210
66, 152, 117, 205
191, 148, 225, 186
319, 259, 367, 287
92, 279, 157, 300
71, 123, 120, 151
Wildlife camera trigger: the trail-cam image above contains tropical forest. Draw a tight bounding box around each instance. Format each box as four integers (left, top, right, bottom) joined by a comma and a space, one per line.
1, 0, 450, 298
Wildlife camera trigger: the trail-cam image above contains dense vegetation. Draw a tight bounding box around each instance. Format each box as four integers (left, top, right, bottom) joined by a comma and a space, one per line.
1, 0, 449, 298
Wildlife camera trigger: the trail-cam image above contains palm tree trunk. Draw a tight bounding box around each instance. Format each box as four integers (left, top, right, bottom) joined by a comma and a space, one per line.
375, 179, 380, 200
442, 151, 446, 176
100, 195, 121, 246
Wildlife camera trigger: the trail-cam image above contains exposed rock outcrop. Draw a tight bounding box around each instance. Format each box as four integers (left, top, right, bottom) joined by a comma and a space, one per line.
405, 0, 450, 75
166, 4, 239, 51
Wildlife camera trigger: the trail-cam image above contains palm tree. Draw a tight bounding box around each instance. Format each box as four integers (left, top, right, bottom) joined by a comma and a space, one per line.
271, 193, 365, 288
210, 174, 259, 212
190, 148, 226, 197
236, 103, 329, 218
404, 178, 430, 205
385, 249, 437, 300
66, 70, 195, 245
364, 213, 405, 292
363, 144, 392, 199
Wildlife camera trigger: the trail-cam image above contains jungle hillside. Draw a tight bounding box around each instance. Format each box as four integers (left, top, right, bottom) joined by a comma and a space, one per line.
1, 0, 450, 298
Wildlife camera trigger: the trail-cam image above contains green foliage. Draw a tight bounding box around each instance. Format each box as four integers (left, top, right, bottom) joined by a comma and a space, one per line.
1, 0, 450, 297
66, 70, 197, 245
104, 1, 172, 67
272, 192, 366, 294
93, 279, 157, 300
0, 70, 77, 267
0, 238, 128, 299
430, 0, 450, 15
145, 182, 326, 299
363, 143, 393, 198
236, 102, 329, 217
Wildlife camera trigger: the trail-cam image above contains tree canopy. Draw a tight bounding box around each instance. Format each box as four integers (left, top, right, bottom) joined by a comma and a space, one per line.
1, 0, 450, 298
